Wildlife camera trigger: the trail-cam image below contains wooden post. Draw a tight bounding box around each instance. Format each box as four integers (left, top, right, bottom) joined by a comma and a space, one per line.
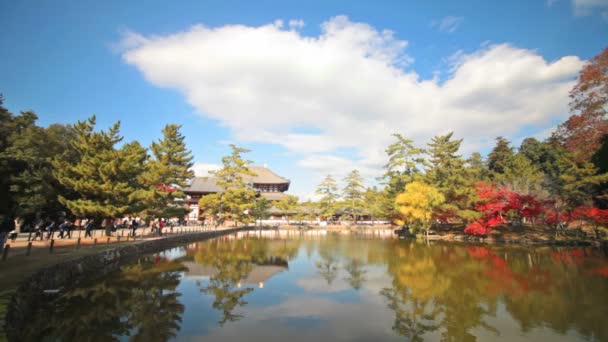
26, 242, 32, 256
107, 237, 111, 244
2, 244, 9, 261
49, 240, 55, 253
76, 238, 81, 249
94, 238, 97, 246
28, 231, 33, 241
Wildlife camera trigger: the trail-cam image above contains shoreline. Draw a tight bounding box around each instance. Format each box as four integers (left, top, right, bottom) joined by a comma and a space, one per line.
3, 227, 249, 342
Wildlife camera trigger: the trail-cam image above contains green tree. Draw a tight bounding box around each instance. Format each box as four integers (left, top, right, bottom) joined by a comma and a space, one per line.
465, 152, 488, 182
380, 134, 426, 220
342, 169, 365, 222
274, 194, 299, 224
363, 186, 387, 221
498, 153, 544, 195
487, 137, 515, 176
316, 174, 339, 220
5, 121, 77, 221
425, 133, 477, 221
137, 124, 194, 220
53, 116, 147, 223
198, 145, 257, 226
251, 197, 271, 226
395, 181, 445, 238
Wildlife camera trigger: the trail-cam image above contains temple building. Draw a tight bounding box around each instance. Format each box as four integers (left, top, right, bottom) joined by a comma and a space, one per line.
183, 166, 291, 222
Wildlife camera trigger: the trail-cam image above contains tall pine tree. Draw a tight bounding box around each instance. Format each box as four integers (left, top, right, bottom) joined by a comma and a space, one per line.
316, 174, 339, 220
53, 116, 147, 221
198, 144, 257, 226
342, 169, 365, 222
137, 124, 194, 219
424, 132, 477, 222
379, 133, 425, 220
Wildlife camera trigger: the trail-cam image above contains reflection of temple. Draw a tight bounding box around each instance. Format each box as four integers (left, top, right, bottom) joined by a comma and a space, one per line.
182, 256, 288, 289
184, 166, 291, 222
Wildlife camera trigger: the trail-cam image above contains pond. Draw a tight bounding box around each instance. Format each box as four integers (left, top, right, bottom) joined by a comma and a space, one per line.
20, 230, 608, 341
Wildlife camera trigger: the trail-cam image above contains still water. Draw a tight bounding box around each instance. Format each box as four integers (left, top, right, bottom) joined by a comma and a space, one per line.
22, 230, 608, 341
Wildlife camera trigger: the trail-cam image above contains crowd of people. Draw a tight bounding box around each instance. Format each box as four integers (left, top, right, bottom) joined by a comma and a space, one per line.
0, 215, 183, 250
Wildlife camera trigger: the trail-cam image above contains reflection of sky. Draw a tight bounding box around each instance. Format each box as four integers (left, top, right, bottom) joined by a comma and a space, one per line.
156, 235, 608, 341
174, 239, 400, 341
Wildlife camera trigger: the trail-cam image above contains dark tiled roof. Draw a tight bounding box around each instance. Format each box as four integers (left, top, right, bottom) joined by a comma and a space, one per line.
184, 177, 223, 193
184, 166, 290, 193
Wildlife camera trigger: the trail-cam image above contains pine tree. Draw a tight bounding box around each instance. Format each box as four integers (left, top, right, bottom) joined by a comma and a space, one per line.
379, 133, 425, 220
487, 137, 514, 176
198, 144, 257, 226
137, 124, 194, 219
497, 153, 543, 195
465, 152, 489, 183
342, 169, 365, 222
53, 116, 147, 222
251, 197, 271, 225
316, 175, 339, 220
6, 121, 77, 221
425, 132, 477, 222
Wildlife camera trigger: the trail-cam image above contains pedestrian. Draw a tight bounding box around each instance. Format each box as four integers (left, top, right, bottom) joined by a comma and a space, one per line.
45, 220, 57, 240
130, 218, 138, 237
0, 215, 11, 251
30, 219, 43, 241
84, 219, 94, 238
58, 220, 69, 239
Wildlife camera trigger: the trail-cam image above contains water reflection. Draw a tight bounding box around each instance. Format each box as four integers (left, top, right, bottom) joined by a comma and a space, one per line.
19, 230, 608, 341
21, 256, 186, 341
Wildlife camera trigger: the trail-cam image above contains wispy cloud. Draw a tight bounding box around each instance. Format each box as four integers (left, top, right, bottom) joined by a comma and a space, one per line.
571, 0, 608, 16
431, 16, 464, 33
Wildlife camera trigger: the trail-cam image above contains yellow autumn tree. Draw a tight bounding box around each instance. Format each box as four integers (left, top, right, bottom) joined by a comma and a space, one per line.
395, 181, 445, 239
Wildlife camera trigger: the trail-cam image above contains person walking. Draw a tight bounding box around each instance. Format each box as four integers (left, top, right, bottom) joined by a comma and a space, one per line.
58, 220, 68, 239
130, 218, 138, 237
84, 219, 94, 238
45, 220, 56, 240
0, 215, 11, 251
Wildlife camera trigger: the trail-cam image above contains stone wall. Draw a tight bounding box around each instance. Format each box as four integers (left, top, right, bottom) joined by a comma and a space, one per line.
4, 228, 249, 341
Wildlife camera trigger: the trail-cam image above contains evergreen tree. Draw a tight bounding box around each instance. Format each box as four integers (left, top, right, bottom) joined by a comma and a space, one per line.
53, 116, 147, 221
251, 197, 271, 225
137, 124, 194, 219
342, 169, 365, 222
5, 121, 77, 221
198, 144, 257, 226
425, 132, 477, 221
465, 152, 489, 182
379, 134, 425, 220
519, 137, 546, 166
275, 195, 299, 218
487, 137, 514, 176
497, 154, 544, 195
363, 186, 387, 221
316, 174, 339, 220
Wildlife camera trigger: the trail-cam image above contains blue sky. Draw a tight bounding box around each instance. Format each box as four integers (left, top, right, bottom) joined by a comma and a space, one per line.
1, 0, 606, 199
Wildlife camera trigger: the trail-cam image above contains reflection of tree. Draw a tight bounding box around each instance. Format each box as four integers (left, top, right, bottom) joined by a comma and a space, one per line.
380, 287, 438, 342
316, 256, 339, 285
344, 259, 367, 290
20, 257, 186, 341
190, 238, 293, 325
200, 258, 254, 325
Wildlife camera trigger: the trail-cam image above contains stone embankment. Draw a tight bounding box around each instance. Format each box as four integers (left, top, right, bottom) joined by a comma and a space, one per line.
4, 227, 249, 342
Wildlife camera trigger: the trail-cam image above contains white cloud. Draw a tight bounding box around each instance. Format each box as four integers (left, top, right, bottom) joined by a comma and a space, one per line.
571, 0, 608, 15
432, 16, 464, 33
121, 16, 584, 187
191, 162, 221, 176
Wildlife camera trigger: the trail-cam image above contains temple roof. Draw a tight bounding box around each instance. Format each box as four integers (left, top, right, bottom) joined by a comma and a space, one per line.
185, 166, 290, 193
